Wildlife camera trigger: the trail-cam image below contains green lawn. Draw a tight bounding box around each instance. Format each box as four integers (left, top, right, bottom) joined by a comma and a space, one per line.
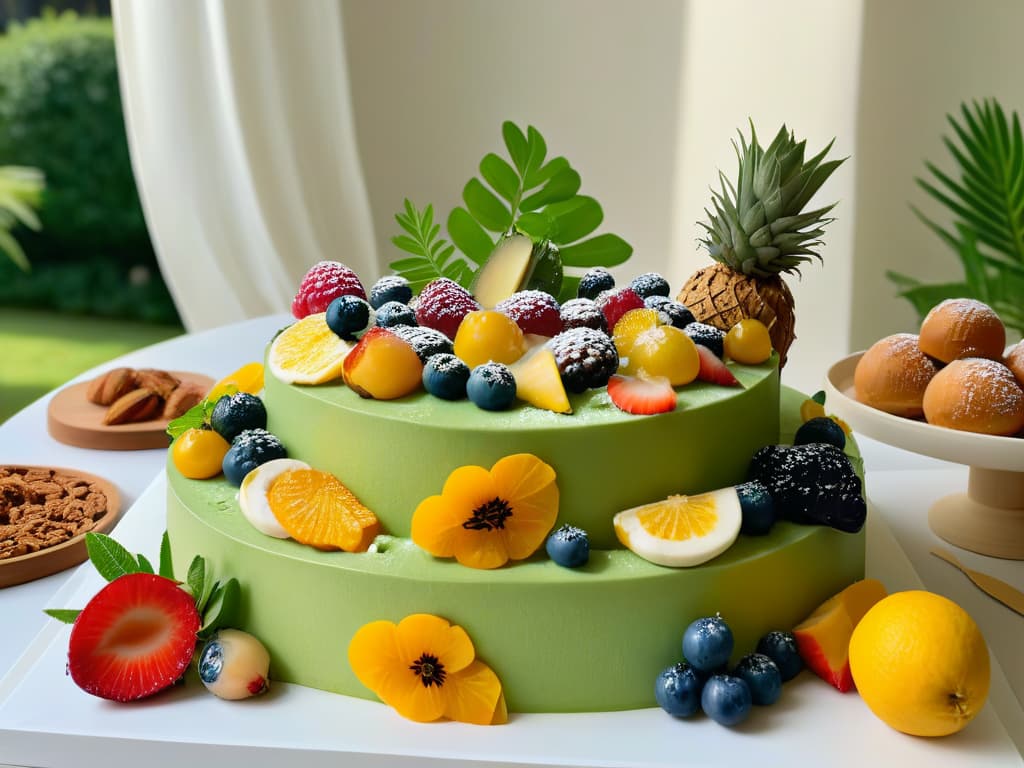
0, 308, 184, 423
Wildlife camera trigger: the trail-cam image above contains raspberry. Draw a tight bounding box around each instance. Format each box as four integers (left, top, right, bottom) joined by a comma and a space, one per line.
547, 327, 619, 393
577, 267, 615, 300
595, 287, 644, 332
292, 261, 367, 319
559, 298, 608, 333
495, 290, 562, 337
414, 278, 481, 340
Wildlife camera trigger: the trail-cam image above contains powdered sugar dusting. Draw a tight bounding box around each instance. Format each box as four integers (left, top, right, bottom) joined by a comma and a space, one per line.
939, 358, 1024, 422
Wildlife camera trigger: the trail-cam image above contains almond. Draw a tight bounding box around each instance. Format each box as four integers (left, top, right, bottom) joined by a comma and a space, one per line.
103, 388, 162, 425
85, 368, 137, 406
135, 369, 180, 399
162, 382, 206, 419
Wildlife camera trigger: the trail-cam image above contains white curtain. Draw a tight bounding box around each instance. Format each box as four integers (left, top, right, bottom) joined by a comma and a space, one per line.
112, 0, 377, 332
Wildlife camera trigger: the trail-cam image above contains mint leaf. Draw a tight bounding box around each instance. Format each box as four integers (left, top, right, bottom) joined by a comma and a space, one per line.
85, 532, 142, 582
159, 531, 174, 580
166, 397, 217, 441
812, 390, 827, 405
44, 609, 81, 624
136, 554, 155, 575
186, 555, 205, 603
199, 577, 241, 638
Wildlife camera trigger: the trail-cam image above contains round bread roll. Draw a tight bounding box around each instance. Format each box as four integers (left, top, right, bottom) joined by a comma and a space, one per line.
922, 358, 1024, 436
854, 333, 938, 418
1005, 341, 1024, 388
918, 298, 1005, 363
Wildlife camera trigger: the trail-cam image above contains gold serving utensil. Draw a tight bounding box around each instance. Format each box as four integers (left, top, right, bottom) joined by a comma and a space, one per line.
930, 548, 1024, 617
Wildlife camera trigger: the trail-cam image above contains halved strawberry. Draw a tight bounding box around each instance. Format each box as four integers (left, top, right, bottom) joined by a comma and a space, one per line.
607, 374, 676, 415
696, 345, 741, 387
68, 573, 200, 702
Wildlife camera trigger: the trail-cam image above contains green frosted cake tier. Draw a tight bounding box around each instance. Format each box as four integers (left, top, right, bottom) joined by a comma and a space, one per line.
166, 385, 865, 713
263, 355, 781, 549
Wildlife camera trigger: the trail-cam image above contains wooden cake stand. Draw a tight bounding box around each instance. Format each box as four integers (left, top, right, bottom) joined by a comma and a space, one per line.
826, 352, 1024, 560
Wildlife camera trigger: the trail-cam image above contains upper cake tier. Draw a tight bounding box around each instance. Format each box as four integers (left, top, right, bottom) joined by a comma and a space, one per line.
264, 354, 780, 549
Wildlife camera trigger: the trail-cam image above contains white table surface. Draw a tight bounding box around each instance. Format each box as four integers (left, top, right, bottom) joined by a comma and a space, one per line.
0, 314, 1021, 766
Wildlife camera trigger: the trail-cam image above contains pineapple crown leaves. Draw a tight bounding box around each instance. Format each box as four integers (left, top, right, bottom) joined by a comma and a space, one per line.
700, 121, 846, 278
389, 122, 633, 300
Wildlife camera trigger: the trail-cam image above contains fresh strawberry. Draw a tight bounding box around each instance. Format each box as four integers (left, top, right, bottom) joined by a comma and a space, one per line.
414, 277, 481, 340
495, 290, 562, 336
292, 261, 367, 319
696, 345, 741, 387
595, 287, 645, 332
68, 572, 201, 702
606, 374, 676, 415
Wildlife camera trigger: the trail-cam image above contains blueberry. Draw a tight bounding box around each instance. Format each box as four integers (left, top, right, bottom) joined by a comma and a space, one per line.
629, 272, 670, 299
736, 479, 775, 536
375, 301, 416, 328
326, 295, 375, 341
700, 674, 752, 726
368, 275, 413, 308
222, 428, 287, 486
654, 662, 704, 718
577, 267, 615, 300
682, 615, 734, 672
733, 653, 782, 706
545, 525, 590, 568
210, 392, 267, 443
643, 295, 695, 329
756, 631, 803, 682
466, 362, 517, 411
794, 416, 847, 450
422, 353, 470, 400
684, 322, 725, 359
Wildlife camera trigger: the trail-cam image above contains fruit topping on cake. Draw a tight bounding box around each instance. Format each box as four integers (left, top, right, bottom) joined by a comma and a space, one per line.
67, 572, 201, 702
508, 347, 572, 414
558, 297, 608, 332
755, 630, 803, 681
453, 310, 527, 368
466, 361, 517, 411
613, 488, 742, 567
268, 312, 352, 385
545, 524, 590, 567
695, 345, 741, 387
794, 416, 847, 450
644, 295, 696, 329
326, 295, 376, 341
595, 286, 645, 331
471, 233, 562, 308
495, 289, 562, 337
613, 308, 700, 386
342, 326, 424, 400
792, 578, 888, 692
411, 454, 558, 569
422, 353, 471, 401
629, 272, 671, 299
684, 322, 726, 359
207, 361, 264, 402
198, 629, 271, 700
548, 326, 619, 393
577, 266, 616, 300
172, 427, 231, 480
723, 318, 773, 365
267, 467, 380, 552
748, 443, 866, 532
374, 300, 417, 328
414, 277, 481, 339
677, 123, 845, 367
388, 323, 453, 362
222, 428, 287, 486
292, 261, 367, 319
238, 457, 311, 538
734, 479, 775, 535
210, 392, 268, 442
606, 373, 676, 415
368, 274, 413, 309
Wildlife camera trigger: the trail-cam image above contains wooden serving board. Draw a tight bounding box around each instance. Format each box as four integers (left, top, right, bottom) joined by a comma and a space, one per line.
47, 371, 215, 451
0, 466, 121, 588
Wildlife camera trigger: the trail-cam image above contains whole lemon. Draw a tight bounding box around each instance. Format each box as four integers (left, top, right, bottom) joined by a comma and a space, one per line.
848, 590, 990, 737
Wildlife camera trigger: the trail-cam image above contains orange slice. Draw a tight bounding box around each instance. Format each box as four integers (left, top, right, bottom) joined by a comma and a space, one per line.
208, 362, 265, 400
267, 468, 380, 552
268, 313, 352, 385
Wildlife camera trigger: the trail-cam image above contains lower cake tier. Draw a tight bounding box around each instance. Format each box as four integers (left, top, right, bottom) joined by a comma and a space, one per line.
166, 387, 866, 713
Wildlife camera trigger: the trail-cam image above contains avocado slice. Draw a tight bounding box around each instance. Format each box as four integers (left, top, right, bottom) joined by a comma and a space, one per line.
472, 234, 563, 307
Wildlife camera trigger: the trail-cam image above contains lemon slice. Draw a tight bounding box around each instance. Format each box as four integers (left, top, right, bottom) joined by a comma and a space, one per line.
239, 458, 311, 538
268, 313, 352, 384
613, 488, 741, 567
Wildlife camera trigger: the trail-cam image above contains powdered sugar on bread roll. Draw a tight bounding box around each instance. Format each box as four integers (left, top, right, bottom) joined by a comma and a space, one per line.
854, 333, 938, 418
922, 358, 1024, 436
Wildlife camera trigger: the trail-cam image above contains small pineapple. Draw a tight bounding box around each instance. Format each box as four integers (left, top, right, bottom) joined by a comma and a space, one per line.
677, 124, 845, 367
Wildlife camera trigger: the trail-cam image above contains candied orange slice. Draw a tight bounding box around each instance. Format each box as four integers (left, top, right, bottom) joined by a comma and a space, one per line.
268, 313, 352, 385
267, 468, 380, 552
208, 362, 265, 400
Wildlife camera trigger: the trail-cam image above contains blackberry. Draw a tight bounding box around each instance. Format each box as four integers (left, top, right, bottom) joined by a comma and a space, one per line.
210, 392, 267, 443
684, 322, 726, 358
389, 324, 454, 362
548, 327, 618, 393
222, 428, 287, 486
375, 301, 417, 328
577, 267, 615, 300
629, 272, 670, 299
644, 295, 695, 329
559, 298, 607, 333
368, 275, 413, 308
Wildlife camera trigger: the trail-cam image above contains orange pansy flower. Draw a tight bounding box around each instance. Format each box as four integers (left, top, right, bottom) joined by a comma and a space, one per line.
348, 613, 506, 725
411, 453, 559, 569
